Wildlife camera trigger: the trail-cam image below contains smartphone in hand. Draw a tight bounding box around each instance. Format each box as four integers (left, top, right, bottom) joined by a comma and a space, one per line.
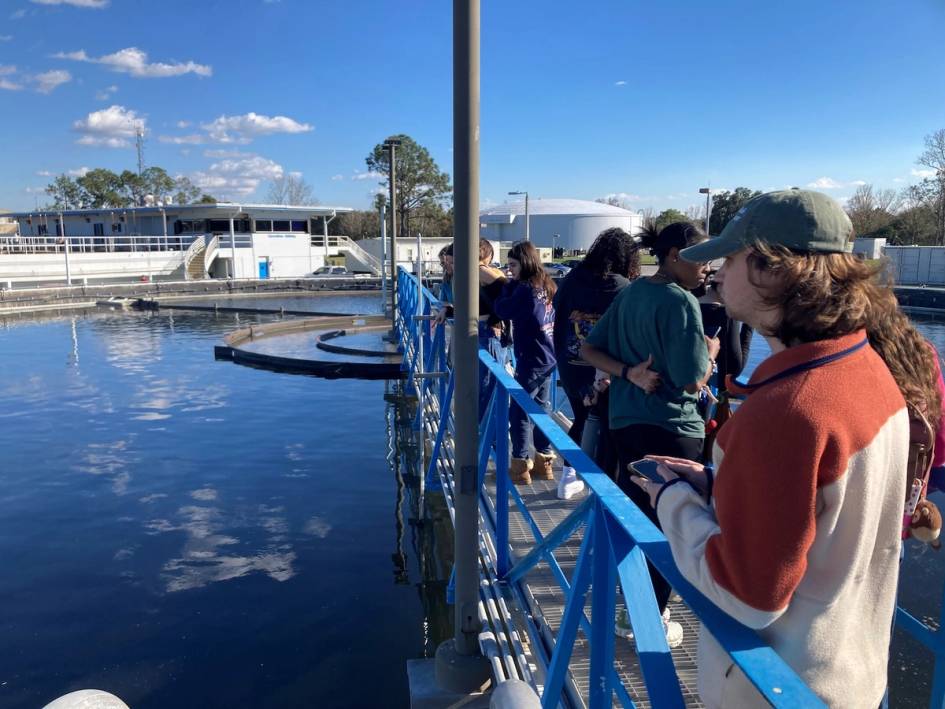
627, 459, 664, 484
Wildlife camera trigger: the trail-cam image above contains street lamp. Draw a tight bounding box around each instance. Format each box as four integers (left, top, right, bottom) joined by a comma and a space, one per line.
699, 187, 712, 236
384, 138, 402, 320
508, 190, 529, 241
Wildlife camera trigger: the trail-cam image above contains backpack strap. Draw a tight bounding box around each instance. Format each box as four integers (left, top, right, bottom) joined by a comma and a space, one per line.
904, 406, 936, 540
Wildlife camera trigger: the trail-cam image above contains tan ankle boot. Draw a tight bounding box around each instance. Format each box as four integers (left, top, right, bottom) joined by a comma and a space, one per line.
509, 457, 532, 485
533, 452, 556, 480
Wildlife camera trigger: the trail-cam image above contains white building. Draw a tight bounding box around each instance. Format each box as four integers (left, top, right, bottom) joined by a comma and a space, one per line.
479, 198, 644, 251
0, 203, 389, 286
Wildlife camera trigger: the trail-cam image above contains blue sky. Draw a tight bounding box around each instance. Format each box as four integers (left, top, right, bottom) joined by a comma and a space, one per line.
1, 0, 943, 215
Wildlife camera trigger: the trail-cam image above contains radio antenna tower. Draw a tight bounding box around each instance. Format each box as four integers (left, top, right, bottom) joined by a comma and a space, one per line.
135, 123, 146, 176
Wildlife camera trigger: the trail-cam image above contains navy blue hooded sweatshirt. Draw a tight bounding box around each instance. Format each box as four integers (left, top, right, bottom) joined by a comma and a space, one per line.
494, 280, 556, 376
552, 267, 629, 398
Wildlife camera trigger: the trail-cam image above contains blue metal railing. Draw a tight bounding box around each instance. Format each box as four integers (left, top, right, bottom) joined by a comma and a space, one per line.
395, 266, 945, 708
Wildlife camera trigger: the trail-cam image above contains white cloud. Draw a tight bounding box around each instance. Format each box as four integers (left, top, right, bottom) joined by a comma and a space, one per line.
54, 46, 212, 78
912, 167, 938, 179
289, 170, 303, 179
0, 35, 12, 42
330, 174, 344, 181
32, 0, 109, 7
34, 69, 71, 93
73, 104, 143, 148
806, 176, 844, 189
158, 133, 205, 145
191, 154, 284, 197
203, 149, 251, 159
24, 186, 46, 194
11, 9, 27, 19
600, 191, 642, 203
614, 80, 627, 86
351, 169, 382, 181
95, 84, 117, 100
806, 177, 871, 190
0, 66, 22, 90
893, 177, 906, 183
68, 166, 90, 176
36, 170, 53, 176
176, 120, 191, 128
201, 112, 312, 144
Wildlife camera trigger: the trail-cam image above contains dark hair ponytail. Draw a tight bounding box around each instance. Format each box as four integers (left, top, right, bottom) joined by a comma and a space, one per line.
639, 222, 706, 264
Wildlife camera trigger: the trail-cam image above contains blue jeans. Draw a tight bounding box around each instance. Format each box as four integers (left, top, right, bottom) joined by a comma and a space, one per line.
478, 327, 507, 421
510, 368, 553, 459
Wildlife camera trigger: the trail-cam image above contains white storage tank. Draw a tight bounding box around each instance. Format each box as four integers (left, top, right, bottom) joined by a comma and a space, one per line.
479, 198, 644, 251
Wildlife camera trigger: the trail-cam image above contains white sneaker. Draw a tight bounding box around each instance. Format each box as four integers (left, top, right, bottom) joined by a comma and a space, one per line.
614, 607, 633, 639
614, 606, 684, 649
557, 465, 585, 500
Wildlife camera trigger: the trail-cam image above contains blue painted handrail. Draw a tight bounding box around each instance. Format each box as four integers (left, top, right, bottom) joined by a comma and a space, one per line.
397, 267, 845, 707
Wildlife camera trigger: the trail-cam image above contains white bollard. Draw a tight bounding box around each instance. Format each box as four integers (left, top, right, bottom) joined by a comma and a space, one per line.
489, 679, 541, 709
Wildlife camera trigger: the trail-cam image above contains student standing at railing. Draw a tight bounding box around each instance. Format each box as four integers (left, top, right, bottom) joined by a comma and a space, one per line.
552, 227, 647, 492
494, 241, 557, 485
476, 238, 511, 420
633, 191, 918, 709
580, 222, 718, 647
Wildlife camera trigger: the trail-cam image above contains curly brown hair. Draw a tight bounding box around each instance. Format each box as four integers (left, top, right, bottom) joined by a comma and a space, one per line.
747, 242, 942, 426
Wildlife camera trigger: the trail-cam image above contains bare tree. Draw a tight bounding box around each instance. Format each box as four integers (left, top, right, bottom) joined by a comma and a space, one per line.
639, 206, 656, 228
917, 129, 945, 244
267, 174, 317, 205
845, 184, 900, 236
685, 204, 706, 223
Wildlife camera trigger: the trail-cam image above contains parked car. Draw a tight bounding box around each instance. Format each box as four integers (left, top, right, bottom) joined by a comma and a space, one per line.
543, 263, 571, 278
313, 266, 349, 276
562, 259, 584, 269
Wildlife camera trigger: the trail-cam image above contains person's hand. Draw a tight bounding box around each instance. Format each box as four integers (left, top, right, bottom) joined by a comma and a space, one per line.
646, 455, 709, 496
628, 355, 660, 393
433, 307, 448, 328
582, 391, 598, 407
705, 335, 721, 362
628, 460, 678, 507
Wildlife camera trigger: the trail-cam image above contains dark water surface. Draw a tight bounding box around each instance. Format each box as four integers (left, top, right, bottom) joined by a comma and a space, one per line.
0, 295, 447, 709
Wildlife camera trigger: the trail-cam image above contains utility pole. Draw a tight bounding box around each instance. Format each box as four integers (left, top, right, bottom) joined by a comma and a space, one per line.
385, 139, 402, 321
434, 0, 491, 694
380, 202, 387, 311
699, 187, 712, 236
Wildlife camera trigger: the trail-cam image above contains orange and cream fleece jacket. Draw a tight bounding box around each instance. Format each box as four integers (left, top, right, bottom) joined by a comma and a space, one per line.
656, 331, 908, 709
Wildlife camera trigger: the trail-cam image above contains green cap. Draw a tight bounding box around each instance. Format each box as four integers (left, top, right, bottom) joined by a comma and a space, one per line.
680, 189, 854, 263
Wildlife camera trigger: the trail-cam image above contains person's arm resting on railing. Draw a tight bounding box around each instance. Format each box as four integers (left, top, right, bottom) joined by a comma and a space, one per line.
654, 402, 821, 630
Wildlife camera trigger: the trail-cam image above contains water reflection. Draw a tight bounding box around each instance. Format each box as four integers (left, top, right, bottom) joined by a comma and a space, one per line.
0, 298, 440, 707
384, 381, 453, 656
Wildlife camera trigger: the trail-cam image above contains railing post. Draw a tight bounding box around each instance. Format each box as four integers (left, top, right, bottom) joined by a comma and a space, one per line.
589, 501, 616, 709
495, 384, 510, 577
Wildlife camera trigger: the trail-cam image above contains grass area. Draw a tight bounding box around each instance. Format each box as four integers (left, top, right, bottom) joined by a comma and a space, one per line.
555, 253, 656, 265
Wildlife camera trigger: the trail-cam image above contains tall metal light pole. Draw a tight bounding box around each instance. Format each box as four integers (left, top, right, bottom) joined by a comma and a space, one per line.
699, 187, 712, 236
434, 0, 491, 693
508, 190, 529, 241
385, 139, 402, 321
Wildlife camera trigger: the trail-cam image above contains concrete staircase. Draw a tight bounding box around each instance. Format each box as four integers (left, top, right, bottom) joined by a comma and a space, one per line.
184, 237, 207, 280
